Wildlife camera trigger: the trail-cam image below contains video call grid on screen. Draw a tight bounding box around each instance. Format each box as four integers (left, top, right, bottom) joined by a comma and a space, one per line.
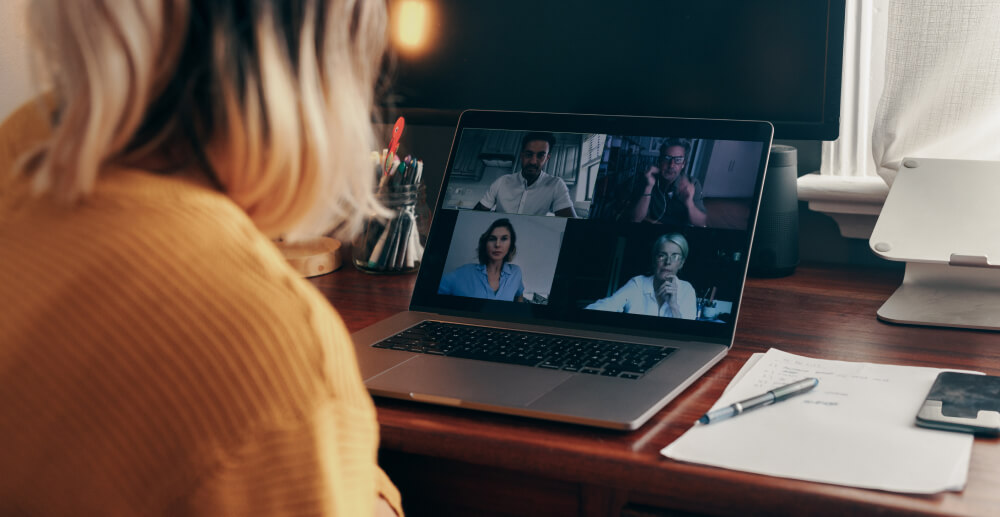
418, 126, 766, 336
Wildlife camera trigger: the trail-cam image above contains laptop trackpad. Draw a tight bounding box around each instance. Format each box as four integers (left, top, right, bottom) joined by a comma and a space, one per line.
366, 355, 572, 407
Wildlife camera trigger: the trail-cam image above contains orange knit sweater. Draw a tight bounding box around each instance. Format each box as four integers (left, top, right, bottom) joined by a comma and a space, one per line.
0, 102, 401, 515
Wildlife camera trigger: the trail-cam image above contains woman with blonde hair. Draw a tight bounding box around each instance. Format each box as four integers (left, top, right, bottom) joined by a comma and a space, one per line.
0, 1, 401, 515
586, 233, 697, 319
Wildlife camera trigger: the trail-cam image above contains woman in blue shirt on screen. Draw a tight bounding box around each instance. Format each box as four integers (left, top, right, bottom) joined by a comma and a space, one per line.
438, 218, 525, 302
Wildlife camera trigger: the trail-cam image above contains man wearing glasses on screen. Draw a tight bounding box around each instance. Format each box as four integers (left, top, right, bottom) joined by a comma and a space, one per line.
630, 138, 707, 226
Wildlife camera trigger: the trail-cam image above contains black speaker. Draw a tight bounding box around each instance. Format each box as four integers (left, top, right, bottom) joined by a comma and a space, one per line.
749, 144, 799, 277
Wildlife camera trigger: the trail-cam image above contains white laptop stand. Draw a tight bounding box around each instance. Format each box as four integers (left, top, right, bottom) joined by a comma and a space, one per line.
869, 157, 1000, 331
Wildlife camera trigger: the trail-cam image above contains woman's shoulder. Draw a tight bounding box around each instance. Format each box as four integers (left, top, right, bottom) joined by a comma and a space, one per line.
128, 172, 363, 399
454, 263, 483, 274
7, 167, 342, 384
74, 170, 275, 282
629, 274, 651, 285
441, 263, 479, 285
1, 167, 367, 462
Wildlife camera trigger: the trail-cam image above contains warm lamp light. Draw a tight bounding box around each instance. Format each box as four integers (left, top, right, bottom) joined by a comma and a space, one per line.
393, 0, 432, 52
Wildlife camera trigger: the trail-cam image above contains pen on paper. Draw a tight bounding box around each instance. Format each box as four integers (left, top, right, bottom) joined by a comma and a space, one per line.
697, 377, 819, 425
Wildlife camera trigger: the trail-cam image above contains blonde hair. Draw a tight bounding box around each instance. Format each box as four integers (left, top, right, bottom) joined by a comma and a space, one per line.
23, 0, 388, 241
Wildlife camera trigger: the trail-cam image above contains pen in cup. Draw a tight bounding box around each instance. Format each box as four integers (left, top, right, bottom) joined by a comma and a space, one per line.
697, 377, 819, 425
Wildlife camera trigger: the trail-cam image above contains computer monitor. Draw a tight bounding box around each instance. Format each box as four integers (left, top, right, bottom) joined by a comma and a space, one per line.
381, 0, 845, 141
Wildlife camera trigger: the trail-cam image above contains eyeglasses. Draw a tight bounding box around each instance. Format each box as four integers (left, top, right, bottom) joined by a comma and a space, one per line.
655, 252, 684, 264
660, 154, 686, 165
521, 150, 549, 160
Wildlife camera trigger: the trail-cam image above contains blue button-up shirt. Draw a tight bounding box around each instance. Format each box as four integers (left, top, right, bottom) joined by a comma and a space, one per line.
437, 263, 525, 301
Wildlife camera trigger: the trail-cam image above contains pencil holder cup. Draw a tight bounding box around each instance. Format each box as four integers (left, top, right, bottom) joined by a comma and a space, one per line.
352, 184, 430, 274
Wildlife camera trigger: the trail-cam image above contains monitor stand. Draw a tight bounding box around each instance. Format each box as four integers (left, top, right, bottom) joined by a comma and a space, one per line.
870, 158, 1000, 331
877, 262, 1000, 330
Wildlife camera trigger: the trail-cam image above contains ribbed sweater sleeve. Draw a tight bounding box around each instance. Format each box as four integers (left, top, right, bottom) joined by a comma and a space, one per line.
0, 117, 400, 514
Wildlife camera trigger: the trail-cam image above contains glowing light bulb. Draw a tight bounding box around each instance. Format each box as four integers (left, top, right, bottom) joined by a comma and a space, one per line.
393, 0, 431, 52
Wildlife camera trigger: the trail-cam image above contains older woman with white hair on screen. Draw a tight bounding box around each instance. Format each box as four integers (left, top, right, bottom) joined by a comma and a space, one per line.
586, 233, 697, 319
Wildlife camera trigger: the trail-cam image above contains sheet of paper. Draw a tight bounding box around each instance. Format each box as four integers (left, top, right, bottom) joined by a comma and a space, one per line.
661, 348, 975, 494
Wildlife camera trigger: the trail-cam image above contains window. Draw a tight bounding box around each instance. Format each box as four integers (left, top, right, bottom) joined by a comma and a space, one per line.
799, 0, 1000, 239
797, 0, 889, 239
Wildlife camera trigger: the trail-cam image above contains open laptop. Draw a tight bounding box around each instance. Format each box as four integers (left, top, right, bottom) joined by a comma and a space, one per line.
352, 110, 773, 430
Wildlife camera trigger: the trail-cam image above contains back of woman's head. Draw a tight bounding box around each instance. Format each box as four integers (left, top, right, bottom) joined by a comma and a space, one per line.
23, 0, 387, 240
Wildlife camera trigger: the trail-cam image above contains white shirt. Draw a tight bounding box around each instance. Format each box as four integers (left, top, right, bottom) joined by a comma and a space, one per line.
585, 274, 697, 319
479, 171, 574, 216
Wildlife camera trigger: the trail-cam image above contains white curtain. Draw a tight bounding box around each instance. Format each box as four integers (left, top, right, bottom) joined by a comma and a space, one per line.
872, 0, 1000, 185
820, 0, 887, 180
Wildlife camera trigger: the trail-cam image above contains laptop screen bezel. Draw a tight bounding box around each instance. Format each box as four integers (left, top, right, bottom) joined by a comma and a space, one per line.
409, 110, 773, 346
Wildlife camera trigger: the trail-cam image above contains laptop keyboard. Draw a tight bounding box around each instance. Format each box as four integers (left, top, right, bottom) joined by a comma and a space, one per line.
373, 321, 676, 380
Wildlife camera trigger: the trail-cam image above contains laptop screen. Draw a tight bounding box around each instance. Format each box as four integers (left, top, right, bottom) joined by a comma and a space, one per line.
411, 111, 773, 344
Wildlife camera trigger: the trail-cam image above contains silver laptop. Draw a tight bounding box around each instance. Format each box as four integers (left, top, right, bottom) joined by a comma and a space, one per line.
352, 110, 773, 430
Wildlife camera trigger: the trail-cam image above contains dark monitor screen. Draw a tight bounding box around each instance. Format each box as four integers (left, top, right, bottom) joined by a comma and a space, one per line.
382, 0, 845, 141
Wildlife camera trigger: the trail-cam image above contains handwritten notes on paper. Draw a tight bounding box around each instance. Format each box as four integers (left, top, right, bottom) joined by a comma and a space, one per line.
661, 348, 975, 494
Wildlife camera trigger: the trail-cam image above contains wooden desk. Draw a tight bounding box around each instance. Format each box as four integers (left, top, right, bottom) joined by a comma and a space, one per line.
310, 264, 1000, 517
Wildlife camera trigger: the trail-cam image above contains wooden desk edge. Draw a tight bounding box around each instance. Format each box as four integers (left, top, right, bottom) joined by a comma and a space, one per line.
314, 263, 1000, 516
